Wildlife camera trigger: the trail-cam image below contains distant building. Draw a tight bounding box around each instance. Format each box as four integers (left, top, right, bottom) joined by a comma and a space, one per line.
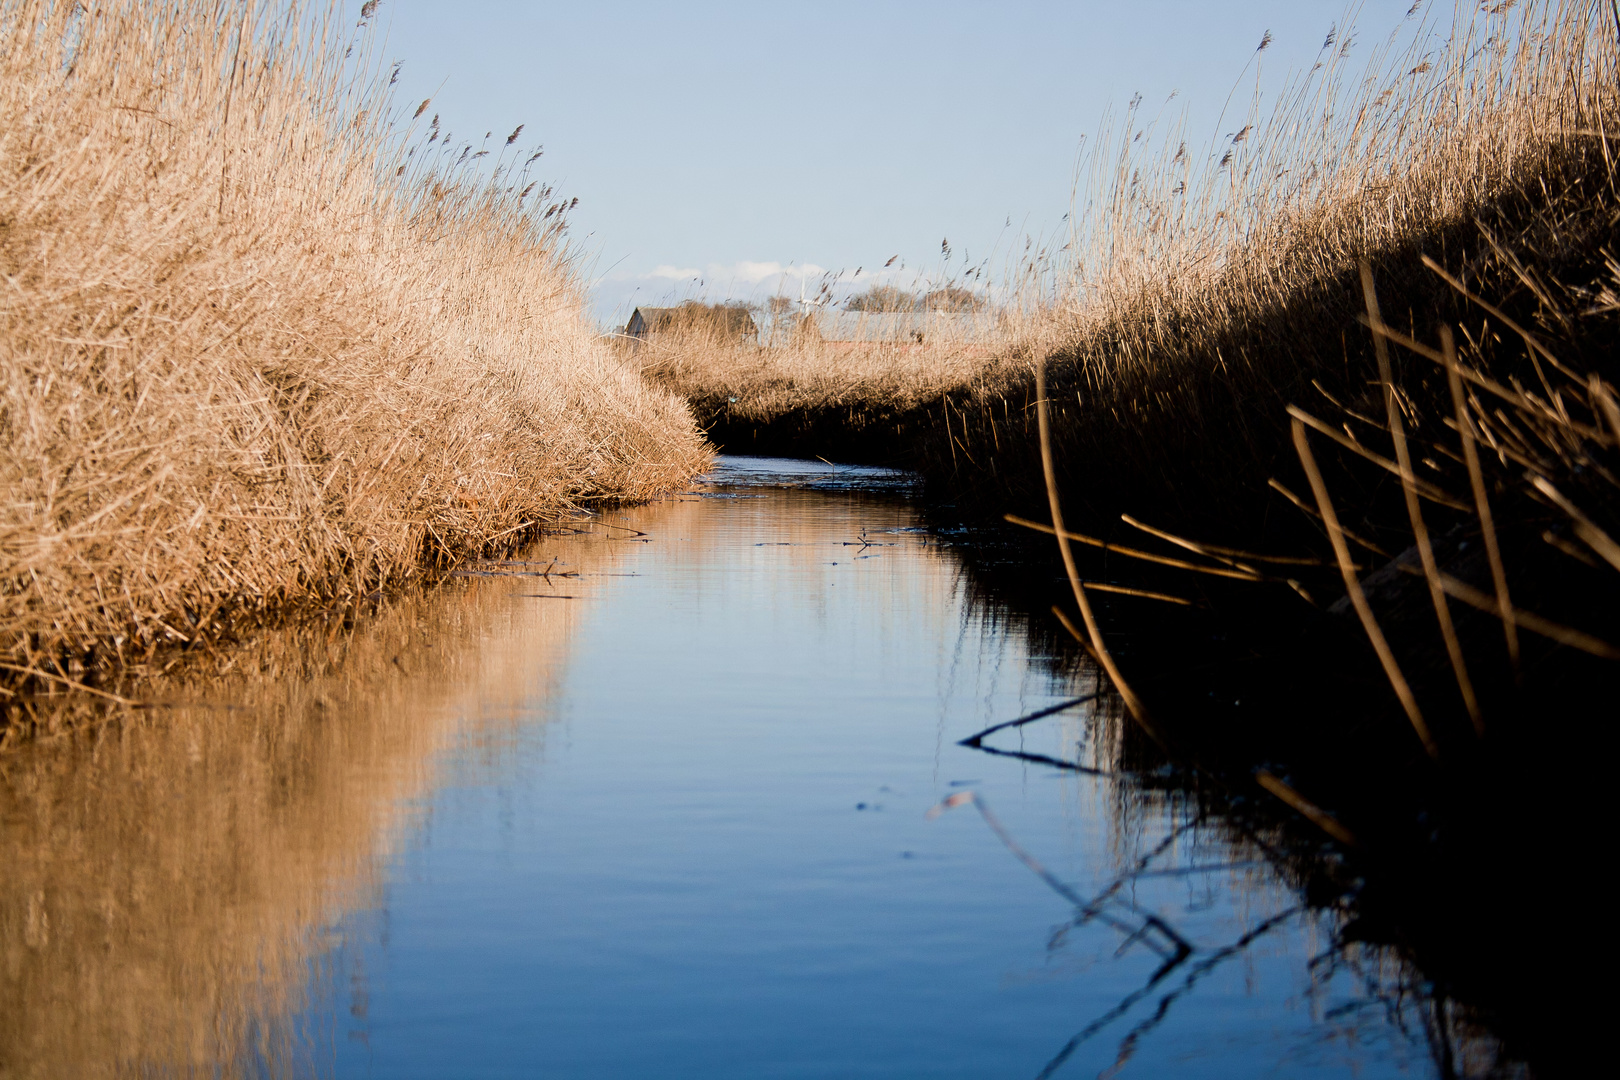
626, 303, 758, 343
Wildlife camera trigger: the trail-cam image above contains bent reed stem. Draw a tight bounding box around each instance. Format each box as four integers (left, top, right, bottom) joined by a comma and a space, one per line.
1292, 417, 1439, 760
1035, 357, 1165, 750
1360, 264, 1483, 735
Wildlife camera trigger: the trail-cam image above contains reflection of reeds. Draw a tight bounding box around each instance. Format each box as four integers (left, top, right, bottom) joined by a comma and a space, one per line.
931, 776, 1515, 1075
0, 521, 635, 1076
0, 0, 708, 691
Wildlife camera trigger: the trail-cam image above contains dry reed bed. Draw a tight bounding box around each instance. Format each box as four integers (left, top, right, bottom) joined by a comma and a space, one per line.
640, 30, 1620, 1004
642, 319, 1028, 462
0, 0, 708, 693
655, 11, 1616, 1058
638, 322, 997, 425
998, 0, 1620, 531
662, 2, 1620, 683
966, 0, 1620, 738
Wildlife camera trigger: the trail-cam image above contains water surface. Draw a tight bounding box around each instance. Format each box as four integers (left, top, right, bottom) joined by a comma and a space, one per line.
1, 456, 1489, 1077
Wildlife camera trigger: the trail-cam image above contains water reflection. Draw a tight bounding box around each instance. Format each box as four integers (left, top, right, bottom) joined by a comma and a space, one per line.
0, 457, 1521, 1077
0, 526, 632, 1076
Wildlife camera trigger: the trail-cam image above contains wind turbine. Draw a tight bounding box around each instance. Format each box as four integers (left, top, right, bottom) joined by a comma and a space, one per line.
797, 266, 815, 314
794, 265, 835, 336
780, 264, 824, 343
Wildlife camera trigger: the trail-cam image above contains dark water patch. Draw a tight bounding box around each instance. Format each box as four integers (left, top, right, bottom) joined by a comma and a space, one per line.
917, 496, 1585, 1077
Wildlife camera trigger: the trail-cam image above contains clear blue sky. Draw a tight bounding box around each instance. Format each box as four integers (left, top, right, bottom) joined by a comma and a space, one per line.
368, 1, 1430, 324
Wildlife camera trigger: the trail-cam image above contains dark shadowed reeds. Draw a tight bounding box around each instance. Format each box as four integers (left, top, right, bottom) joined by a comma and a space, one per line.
658, 1, 1620, 698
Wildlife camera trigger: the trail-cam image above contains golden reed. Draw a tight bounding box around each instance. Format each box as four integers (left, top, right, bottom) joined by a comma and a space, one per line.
0, 0, 709, 687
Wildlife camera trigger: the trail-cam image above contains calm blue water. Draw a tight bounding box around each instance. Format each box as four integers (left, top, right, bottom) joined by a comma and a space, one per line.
268, 457, 1443, 1079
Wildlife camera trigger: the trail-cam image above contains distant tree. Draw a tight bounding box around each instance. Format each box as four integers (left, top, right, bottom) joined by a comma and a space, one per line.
918, 286, 983, 312
845, 285, 917, 312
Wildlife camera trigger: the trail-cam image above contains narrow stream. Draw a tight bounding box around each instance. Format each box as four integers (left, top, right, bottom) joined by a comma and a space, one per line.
2, 457, 1494, 1077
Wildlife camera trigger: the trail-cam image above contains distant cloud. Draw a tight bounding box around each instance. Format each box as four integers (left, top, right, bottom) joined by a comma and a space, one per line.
601, 260, 829, 290
590, 257, 929, 328
646, 264, 702, 280
721, 260, 828, 286
731, 260, 788, 283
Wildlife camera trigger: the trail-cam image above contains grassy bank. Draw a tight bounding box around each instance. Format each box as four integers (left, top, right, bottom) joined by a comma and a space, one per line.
657, 0, 1620, 696
649, 8, 1620, 1064
0, 0, 708, 691
675, 8, 1613, 485
638, 319, 1011, 461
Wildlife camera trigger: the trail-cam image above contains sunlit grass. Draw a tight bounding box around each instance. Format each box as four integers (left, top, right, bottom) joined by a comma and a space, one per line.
0, 0, 709, 680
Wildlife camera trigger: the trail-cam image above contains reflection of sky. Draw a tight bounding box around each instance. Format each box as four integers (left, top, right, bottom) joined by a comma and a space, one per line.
366, 1, 1434, 326
301, 459, 1436, 1078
